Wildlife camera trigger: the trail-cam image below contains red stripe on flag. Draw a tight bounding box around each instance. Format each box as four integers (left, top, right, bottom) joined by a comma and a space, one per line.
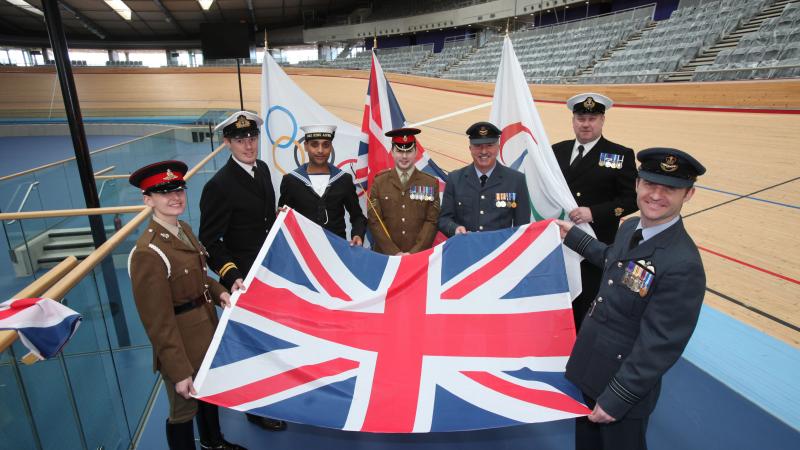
200, 358, 359, 408
441, 221, 550, 299
283, 212, 352, 301
0, 298, 40, 320
462, 371, 591, 415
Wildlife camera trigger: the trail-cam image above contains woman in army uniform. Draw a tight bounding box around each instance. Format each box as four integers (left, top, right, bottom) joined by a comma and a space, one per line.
128, 160, 246, 450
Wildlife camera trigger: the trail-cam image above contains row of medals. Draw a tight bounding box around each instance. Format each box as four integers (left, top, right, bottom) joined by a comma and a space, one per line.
410, 186, 435, 201
599, 153, 624, 169
496, 192, 518, 208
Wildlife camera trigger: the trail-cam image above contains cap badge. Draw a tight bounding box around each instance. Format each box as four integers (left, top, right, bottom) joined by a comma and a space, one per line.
583, 97, 596, 111
479, 126, 488, 136
660, 155, 678, 173
163, 169, 178, 181
235, 115, 250, 129
402, 136, 409, 143
614, 207, 624, 217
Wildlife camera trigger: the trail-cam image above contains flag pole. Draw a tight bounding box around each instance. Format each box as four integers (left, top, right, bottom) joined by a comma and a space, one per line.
348, 164, 392, 242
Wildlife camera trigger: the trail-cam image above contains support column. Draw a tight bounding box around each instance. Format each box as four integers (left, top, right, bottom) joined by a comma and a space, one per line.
41, 0, 130, 346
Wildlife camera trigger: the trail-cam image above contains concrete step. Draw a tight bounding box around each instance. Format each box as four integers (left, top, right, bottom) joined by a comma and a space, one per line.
38, 249, 91, 267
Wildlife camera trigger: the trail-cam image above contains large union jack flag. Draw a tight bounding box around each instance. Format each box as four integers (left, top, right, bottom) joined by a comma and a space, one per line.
194, 209, 589, 433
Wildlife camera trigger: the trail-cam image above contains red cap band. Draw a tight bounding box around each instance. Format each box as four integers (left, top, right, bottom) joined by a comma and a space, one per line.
391, 135, 416, 145
139, 170, 185, 191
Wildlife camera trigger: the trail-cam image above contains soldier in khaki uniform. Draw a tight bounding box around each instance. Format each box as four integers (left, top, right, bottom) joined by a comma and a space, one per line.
367, 128, 440, 255
128, 161, 245, 450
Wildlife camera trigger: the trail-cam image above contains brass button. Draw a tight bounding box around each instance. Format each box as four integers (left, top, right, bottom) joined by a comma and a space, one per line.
401, 218, 405, 222
480, 210, 484, 215
616, 354, 622, 360
385, 196, 389, 200
481, 195, 485, 199
402, 205, 405, 208
458, 201, 462, 205
576, 192, 581, 197
479, 226, 484, 230
608, 279, 613, 285
597, 297, 603, 303
184, 268, 189, 274
617, 262, 623, 268
402, 230, 406, 235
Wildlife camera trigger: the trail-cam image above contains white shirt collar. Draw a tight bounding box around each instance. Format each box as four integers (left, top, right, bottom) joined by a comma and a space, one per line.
573, 136, 602, 155
152, 215, 181, 237
232, 156, 256, 178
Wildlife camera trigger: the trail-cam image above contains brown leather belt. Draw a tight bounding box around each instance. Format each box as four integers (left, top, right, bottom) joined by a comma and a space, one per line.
173, 290, 212, 315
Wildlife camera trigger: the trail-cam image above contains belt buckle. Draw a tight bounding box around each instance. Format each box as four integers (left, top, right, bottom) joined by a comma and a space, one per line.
203, 289, 212, 303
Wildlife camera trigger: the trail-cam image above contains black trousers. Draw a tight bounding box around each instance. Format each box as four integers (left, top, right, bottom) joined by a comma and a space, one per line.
576, 395, 649, 450
572, 261, 602, 330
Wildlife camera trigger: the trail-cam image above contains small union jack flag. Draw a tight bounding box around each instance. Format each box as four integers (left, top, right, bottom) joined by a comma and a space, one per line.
194, 209, 588, 433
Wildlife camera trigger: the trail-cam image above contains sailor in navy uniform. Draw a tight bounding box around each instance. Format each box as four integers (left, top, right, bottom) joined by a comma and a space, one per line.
438, 121, 530, 236
552, 93, 638, 329
278, 125, 367, 245
556, 148, 707, 450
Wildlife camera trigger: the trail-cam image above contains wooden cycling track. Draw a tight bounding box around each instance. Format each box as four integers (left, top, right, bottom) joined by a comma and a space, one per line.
1, 67, 798, 347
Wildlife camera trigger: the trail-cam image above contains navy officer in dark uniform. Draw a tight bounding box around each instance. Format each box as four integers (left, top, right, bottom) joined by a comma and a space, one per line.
556, 148, 707, 450
278, 124, 367, 245
198, 110, 287, 432
438, 121, 530, 236
552, 93, 638, 329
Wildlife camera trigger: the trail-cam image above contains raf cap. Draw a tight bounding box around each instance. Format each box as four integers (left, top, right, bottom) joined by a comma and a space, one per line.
466, 121, 501, 145
637, 148, 706, 188
301, 124, 336, 141
215, 110, 262, 139
385, 127, 421, 151
567, 92, 613, 114
129, 160, 188, 194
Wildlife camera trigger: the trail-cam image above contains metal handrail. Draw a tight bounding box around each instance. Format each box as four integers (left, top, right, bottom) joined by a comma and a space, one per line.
98, 179, 113, 198
0, 142, 226, 358
0, 128, 173, 182
6, 181, 40, 225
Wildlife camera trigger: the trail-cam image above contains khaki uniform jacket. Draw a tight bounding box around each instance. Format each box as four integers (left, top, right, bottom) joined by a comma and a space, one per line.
129, 219, 227, 384
368, 168, 440, 255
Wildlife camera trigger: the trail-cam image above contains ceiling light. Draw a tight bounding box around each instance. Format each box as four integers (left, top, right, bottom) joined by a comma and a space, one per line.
197, 0, 214, 10
6, 0, 43, 16
103, 0, 132, 20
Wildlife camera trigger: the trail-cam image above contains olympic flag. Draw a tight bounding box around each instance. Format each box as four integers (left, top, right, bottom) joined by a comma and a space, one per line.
260, 51, 363, 195
489, 36, 591, 299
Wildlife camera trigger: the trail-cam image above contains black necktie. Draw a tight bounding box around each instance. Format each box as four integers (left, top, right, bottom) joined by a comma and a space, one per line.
480, 174, 488, 187
570, 145, 585, 170
628, 228, 643, 250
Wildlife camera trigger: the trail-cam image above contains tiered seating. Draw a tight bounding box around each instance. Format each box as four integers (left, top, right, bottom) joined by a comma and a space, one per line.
295, 44, 432, 73
583, 0, 768, 83
443, 9, 650, 83
376, 44, 433, 74
105, 60, 143, 67
693, 2, 800, 81
414, 38, 476, 77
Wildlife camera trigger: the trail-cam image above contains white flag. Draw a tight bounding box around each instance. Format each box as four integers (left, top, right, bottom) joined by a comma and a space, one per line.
489, 36, 593, 299
260, 51, 363, 195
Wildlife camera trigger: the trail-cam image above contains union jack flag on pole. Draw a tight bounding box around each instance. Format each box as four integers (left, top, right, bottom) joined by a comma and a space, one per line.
355, 51, 448, 192
194, 209, 589, 433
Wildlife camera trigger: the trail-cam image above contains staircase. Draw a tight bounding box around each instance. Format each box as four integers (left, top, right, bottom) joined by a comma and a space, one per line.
664, 0, 793, 82
9, 227, 115, 276
570, 21, 658, 82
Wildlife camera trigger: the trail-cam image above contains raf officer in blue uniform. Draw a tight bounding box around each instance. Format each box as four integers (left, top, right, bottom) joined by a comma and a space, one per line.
556, 148, 707, 450
438, 121, 530, 236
